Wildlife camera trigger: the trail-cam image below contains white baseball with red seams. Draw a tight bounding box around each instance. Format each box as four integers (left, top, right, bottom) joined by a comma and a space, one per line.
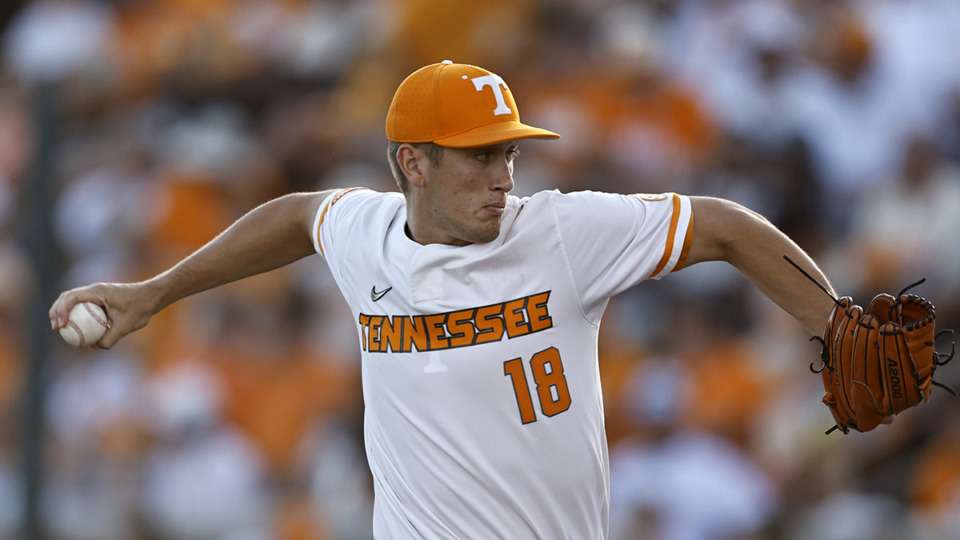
59, 302, 109, 347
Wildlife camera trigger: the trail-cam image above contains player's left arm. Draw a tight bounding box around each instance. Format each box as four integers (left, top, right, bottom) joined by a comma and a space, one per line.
683, 196, 835, 335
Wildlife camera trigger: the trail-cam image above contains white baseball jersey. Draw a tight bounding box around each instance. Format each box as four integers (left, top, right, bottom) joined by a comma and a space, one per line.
312, 188, 693, 539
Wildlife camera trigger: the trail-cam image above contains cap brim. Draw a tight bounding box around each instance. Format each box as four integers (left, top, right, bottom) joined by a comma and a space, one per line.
433, 121, 560, 148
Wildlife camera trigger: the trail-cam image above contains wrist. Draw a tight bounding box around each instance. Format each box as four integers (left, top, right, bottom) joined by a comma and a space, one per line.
136, 275, 175, 317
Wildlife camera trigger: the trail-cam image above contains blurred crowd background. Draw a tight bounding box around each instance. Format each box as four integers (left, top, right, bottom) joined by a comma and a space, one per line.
1, 0, 960, 539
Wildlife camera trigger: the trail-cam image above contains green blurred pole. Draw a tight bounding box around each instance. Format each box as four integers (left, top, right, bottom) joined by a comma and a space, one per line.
20, 81, 59, 540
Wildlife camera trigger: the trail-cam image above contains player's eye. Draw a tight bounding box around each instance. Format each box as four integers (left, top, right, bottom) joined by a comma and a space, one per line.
507, 146, 520, 161
475, 151, 490, 162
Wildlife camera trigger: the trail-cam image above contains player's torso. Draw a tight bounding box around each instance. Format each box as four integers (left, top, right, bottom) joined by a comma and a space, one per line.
326, 192, 609, 539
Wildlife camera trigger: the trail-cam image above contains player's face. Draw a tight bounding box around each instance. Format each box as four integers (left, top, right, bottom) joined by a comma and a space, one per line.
415, 142, 518, 246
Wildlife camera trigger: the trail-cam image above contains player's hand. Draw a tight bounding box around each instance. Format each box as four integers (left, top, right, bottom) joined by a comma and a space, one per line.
49, 282, 157, 349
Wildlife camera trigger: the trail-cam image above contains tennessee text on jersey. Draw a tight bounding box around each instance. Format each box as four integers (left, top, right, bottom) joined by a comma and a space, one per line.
358, 291, 553, 353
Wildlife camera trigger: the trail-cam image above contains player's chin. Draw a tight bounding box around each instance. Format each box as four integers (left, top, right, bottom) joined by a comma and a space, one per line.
465, 221, 502, 244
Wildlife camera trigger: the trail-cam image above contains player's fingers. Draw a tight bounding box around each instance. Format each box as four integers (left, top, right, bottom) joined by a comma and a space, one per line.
882, 415, 895, 425
50, 291, 80, 330
50, 285, 106, 330
48, 294, 64, 329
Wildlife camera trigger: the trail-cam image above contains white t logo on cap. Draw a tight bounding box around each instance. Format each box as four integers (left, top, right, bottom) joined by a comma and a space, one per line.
471, 75, 512, 116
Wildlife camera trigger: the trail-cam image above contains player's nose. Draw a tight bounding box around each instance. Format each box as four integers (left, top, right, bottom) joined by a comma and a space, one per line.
491, 159, 514, 192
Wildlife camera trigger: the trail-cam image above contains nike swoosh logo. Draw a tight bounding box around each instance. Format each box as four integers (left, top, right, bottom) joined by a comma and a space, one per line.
371, 285, 392, 302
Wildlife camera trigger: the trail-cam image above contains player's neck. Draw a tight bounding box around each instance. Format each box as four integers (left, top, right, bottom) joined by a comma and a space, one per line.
404, 221, 472, 247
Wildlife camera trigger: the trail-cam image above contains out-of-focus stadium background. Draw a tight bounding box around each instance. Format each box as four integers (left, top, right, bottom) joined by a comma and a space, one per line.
1, 0, 960, 539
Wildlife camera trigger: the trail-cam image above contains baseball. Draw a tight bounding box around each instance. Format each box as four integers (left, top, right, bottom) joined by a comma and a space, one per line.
59, 302, 110, 348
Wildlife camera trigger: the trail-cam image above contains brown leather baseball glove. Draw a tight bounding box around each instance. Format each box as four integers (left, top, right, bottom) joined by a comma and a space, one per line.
784, 256, 955, 434
816, 290, 954, 434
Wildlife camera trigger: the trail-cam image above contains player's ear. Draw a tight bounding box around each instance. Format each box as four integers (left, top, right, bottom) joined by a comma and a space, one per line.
397, 144, 427, 188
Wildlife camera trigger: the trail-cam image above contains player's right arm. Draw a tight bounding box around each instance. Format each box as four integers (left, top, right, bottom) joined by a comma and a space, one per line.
49, 189, 336, 349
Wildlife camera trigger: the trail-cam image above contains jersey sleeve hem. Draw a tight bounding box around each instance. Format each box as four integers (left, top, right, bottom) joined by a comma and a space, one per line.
312, 187, 368, 257
647, 193, 693, 279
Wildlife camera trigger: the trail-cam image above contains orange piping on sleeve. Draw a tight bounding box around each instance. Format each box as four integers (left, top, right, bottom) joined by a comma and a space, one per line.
673, 211, 694, 272
648, 193, 681, 279
315, 187, 366, 256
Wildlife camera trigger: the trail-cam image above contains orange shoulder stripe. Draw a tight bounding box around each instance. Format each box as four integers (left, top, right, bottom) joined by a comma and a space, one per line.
648, 193, 681, 279
315, 187, 366, 256
674, 210, 694, 272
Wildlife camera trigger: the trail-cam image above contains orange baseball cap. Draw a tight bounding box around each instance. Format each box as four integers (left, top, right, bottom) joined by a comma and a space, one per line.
386, 61, 560, 148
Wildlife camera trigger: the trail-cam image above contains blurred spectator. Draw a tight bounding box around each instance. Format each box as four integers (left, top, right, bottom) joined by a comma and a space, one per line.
42, 349, 148, 540
53, 138, 155, 288
608, 360, 778, 540
863, 0, 960, 139
3, 0, 115, 86
907, 410, 960, 539
674, 0, 807, 154
828, 134, 960, 298
795, 10, 887, 195
306, 420, 373, 540
140, 360, 271, 540
787, 4, 934, 224
787, 491, 911, 540
390, 0, 538, 75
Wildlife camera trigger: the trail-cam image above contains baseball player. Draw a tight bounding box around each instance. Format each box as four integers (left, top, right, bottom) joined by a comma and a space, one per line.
51, 61, 839, 538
